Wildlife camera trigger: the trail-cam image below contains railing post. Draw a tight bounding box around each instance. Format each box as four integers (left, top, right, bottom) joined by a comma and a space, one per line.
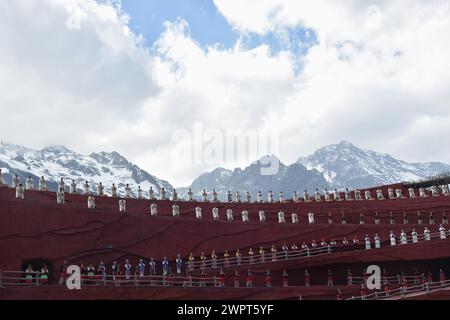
426, 282, 430, 294
400, 287, 404, 299
327, 245, 331, 254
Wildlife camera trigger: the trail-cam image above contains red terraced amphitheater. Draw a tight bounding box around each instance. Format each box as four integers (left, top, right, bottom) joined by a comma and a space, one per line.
0, 183, 449, 300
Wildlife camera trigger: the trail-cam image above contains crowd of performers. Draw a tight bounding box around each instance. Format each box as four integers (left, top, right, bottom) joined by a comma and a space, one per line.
3, 170, 449, 204
20, 259, 446, 294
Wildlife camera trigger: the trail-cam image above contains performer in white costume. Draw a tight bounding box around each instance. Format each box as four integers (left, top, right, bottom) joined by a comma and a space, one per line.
98, 182, 105, 196
419, 188, 427, 198
137, 186, 143, 199
333, 189, 341, 201
212, 189, 218, 202
245, 191, 251, 203
226, 209, 233, 222
70, 180, 77, 194
439, 225, 447, 239
424, 227, 431, 241
365, 191, 373, 201
83, 181, 90, 195
355, 190, 362, 201
147, 187, 154, 200
409, 188, 416, 199
11, 174, 20, 189
119, 199, 126, 213
374, 234, 381, 249
374, 212, 380, 225
150, 203, 157, 216
344, 188, 352, 201
308, 212, 315, 224
227, 191, 233, 203
268, 191, 274, 203
324, 189, 331, 201
25, 176, 34, 190
187, 188, 193, 201
160, 187, 166, 200
291, 213, 299, 224
259, 210, 266, 223
442, 211, 448, 225
124, 184, 132, 198
58, 178, 65, 192
56, 187, 65, 204
202, 189, 208, 202
292, 191, 299, 203
172, 204, 180, 217
303, 190, 310, 202
242, 210, 249, 222
388, 188, 395, 200
278, 211, 286, 223
396, 189, 404, 199
411, 229, 419, 243
111, 183, 117, 197
376, 189, 384, 200
390, 231, 396, 246
431, 186, 439, 197
172, 188, 178, 201
279, 191, 285, 203
0, 169, 5, 186
39, 176, 47, 191
365, 235, 371, 250
212, 207, 219, 221
314, 189, 321, 202
87, 195, 95, 209
195, 207, 202, 219
442, 185, 449, 196
15, 184, 25, 199
257, 191, 263, 203
236, 191, 241, 203
400, 230, 408, 245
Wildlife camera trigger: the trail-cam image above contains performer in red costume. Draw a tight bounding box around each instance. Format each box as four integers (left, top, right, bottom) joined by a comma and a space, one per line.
233, 270, 240, 288
265, 270, 272, 288
304, 270, 311, 287
282, 270, 289, 287
327, 269, 334, 287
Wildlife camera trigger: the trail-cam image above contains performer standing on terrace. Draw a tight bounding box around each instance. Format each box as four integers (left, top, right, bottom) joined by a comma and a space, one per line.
418, 211, 423, 225
278, 211, 286, 223
201, 189, 208, 202
162, 257, 169, 276
212, 207, 219, 221
412, 229, 419, 243
374, 211, 380, 225
160, 187, 166, 200
87, 194, 95, 209
359, 213, 365, 225
308, 212, 315, 224
327, 270, 334, 287
400, 230, 408, 244
259, 210, 266, 222
403, 212, 409, 225
98, 182, 105, 196
279, 191, 285, 203
236, 249, 242, 265
0, 169, 5, 186
172, 204, 180, 217
212, 189, 218, 202
83, 181, 90, 195
235, 191, 241, 203
242, 209, 249, 222
110, 183, 117, 197
282, 244, 289, 260
245, 191, 251, 203
305, 270, 311, 287
234, 270, 240, 288
324, 189, 331, 201
187, 188, 193, 201
124, 260, 132, 281
56, 187, 65, 204
365, 235, 371, 250
259, 247, 266, 263
136, 186, 143, 199
442, 185, 449, 196
200, 252, 206, 271
227, 209, 233, 222
39, 176, 47, 191
374, 234, 381, 249
218, 269, 225, 288
124, 184, 131, 198
439, 225, 447, 239
390, 231, 397, 246
344, 188, 352, 201
248, 248, 255, 264
257, 191, 263, 203
25, 175, 34, 190
429, 212, 435, 225
424, 227, 431, 240
347, 269, 353, 285
265, 271, 272, 288
149, 258, 156, 275
148, 187, 155, 200
292, 213, 299, 224
376, 189, 384, 200
211, 250, 218, 269
246, 270, 253, 288
355, 189, 362, 201
12, 173, 20, 188
176, 254, 183, 274
150, 203, 157, 216
271, 245, 277, 261
409, 188, 416, 198
223, 250, 230, 268
314, 188, 321, 202
292, 191, 299, 203
282, 270, 289, 287
15, 183, 25, 199
334, 189, 341, 201
195, 207, 202, 219
227, 190, 232, 203
119, 198, 126, 213
25, 264, 34, 284
268, 190, 274, 203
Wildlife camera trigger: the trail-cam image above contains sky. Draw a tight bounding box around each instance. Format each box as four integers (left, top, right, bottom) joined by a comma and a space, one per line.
1, 0, 450, 187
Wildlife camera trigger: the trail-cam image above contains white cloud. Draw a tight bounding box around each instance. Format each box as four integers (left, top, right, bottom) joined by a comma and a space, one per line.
1, 0, 450, 187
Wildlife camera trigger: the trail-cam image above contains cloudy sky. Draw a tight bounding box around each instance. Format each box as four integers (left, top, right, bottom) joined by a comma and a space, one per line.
1, 0, 450, 187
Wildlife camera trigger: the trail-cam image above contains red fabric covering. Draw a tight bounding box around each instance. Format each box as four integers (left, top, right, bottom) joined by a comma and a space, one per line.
0, 186, 449, 299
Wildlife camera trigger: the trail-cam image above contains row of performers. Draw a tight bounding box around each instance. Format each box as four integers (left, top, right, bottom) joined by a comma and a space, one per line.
5, 171, 449, 202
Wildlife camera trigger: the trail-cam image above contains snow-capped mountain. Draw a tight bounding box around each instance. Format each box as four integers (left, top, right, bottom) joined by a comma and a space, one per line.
182, 155, 330, 201
0, 142, 173, 196
298, 141, 450, 189
183, 141, 450, 199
